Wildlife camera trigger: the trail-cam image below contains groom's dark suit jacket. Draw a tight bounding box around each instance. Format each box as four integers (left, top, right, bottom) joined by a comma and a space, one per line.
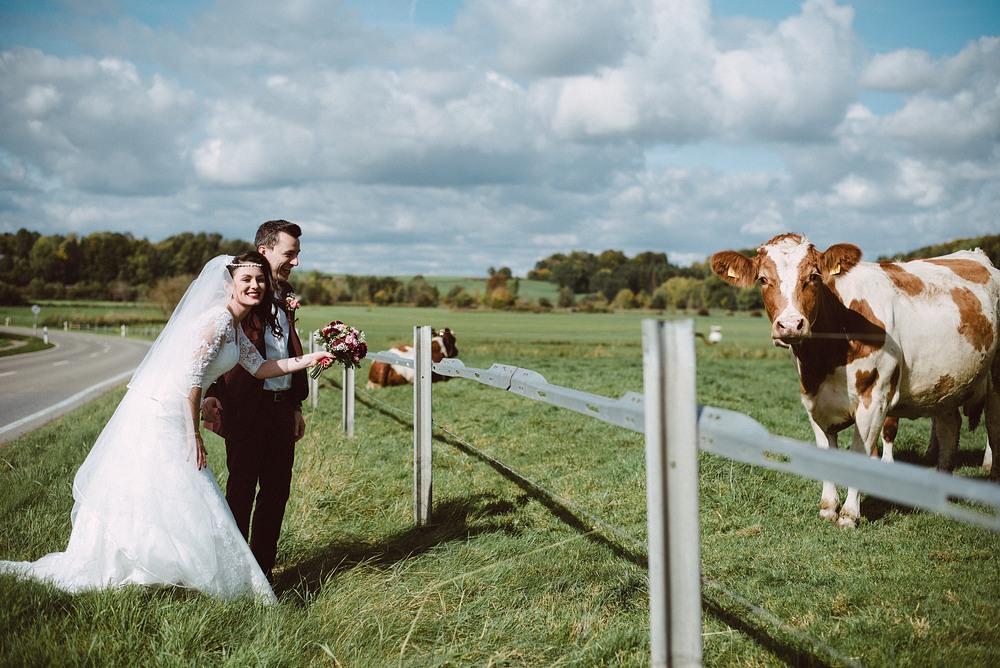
205, 281, 308, 438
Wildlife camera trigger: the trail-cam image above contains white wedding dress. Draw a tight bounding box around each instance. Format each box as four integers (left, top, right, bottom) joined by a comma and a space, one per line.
0, 261, 277, 604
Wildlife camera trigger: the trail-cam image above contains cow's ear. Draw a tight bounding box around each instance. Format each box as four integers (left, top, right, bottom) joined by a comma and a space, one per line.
710, 251, 756, 288
822, 243, 862, 277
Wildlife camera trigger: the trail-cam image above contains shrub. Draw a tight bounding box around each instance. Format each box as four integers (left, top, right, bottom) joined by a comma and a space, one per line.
557, 287, 574, 308
488, 287, 515, 309
0, 281, 24, 305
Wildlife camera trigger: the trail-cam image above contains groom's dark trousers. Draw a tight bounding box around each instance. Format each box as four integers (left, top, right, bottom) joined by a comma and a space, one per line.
223, 396, 296, 574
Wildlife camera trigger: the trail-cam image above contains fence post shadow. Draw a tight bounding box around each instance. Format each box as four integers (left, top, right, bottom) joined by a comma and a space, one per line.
273, 493, 529, 603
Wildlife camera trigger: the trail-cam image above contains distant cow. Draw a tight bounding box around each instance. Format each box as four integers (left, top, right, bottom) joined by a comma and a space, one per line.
711, 233, 1000, 528
366, 328, 459, 388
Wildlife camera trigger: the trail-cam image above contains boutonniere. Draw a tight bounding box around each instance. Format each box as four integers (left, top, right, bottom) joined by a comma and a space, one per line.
285, 292, 301, 320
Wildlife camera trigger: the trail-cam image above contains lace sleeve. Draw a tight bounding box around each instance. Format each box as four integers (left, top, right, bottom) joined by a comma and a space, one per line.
184, 310, 231, 391
237, 326, 264, 376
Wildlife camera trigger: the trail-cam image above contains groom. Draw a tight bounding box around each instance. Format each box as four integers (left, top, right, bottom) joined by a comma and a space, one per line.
202, 219, 308, 582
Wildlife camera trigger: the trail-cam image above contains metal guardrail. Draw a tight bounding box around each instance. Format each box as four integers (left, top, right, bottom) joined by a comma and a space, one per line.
366, 350, 1000, 532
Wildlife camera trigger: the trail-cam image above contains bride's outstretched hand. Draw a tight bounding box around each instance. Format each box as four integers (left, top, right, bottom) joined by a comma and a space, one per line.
310, 351, 335, 368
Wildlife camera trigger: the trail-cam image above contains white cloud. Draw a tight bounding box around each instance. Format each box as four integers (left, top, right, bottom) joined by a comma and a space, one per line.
535, 0, 860, 142
863, 36, 998, 94
862, 48, 938, 91
712, 0, 859, 137
0, 48, 198, 195
849, 37, 1000, 159
894, 159, 944, 208
192, 101, 318, 186
740, 203, 785, 237
472, 0, 635, 78
831, 173, 882, 208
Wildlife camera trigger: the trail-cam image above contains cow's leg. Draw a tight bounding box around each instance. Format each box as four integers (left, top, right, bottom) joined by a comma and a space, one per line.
838, 407, 886, 528
933, 410, 962, 473
838, 429, 867, 529
880, 416, 897, 463
810, 421, 840, 523
985, 385, 1000, 481
926, 418, 940, 465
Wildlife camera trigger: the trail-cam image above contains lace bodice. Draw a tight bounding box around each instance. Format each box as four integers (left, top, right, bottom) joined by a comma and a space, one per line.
186, 308, 264, 391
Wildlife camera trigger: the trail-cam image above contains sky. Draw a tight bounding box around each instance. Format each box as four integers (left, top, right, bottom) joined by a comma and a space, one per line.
1, 0, 998, 277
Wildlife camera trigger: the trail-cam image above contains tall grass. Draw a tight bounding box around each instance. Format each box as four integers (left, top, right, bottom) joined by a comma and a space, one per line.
1, 302, 168, 329
2, 307, 998, 666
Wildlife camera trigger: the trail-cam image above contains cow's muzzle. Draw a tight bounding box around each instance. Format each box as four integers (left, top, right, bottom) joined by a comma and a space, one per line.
772, 315, 808, 346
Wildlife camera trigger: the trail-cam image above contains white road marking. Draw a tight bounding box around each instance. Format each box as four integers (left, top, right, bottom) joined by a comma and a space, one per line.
52, 360, 70, 366
0, 369, 134, 438
0, 371, 15, 378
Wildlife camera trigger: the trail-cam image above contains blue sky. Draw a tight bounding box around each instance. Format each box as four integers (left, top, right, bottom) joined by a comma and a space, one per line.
1, 0, 998, 276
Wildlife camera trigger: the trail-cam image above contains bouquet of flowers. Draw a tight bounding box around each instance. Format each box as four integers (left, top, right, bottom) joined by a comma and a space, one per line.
310, 320, 367, 378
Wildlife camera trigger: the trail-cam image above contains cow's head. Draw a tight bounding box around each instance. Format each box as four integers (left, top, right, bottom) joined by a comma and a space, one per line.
710, 233, 862, 347
435, 328, 459, 358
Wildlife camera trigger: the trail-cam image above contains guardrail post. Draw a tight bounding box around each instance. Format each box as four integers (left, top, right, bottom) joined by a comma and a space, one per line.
309, 330, 321, 409
414, 325, 433, 526
643, 319, 702, 667
342, 366, 355, 437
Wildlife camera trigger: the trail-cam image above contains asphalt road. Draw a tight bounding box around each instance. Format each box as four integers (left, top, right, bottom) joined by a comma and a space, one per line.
0, 326, 153, 445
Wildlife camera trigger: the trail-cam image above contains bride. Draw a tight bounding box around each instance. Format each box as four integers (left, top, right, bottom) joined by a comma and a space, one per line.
0, 252, 332, 603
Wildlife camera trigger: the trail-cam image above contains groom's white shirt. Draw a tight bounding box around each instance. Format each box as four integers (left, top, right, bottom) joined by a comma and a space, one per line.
262, 298, 292, 392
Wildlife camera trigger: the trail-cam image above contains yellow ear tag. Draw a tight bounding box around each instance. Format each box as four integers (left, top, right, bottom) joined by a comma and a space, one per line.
830, 263, 842, 276
727, 268, 739, 279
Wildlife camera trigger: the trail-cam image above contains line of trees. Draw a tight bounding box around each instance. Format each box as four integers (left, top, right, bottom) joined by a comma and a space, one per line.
527, 249, 751, 312
0, 229, 252, 304
3, 227, 997, 314
0, 228, 464, 310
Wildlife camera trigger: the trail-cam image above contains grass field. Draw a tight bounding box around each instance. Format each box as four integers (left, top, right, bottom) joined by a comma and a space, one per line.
1, 305, 998, 666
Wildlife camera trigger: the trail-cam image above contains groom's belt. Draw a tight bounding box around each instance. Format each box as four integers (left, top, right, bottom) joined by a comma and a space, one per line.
262, 389, 291, 402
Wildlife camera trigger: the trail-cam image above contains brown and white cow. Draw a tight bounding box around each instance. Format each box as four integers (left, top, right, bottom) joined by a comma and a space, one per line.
366, 328, 459, 388
711, 233, 1000, 528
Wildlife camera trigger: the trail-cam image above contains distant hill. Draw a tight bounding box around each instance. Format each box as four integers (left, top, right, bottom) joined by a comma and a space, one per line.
880, 234, 999, 267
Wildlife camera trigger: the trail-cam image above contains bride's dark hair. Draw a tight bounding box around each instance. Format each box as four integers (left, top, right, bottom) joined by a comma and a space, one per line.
228, 251, 283, 339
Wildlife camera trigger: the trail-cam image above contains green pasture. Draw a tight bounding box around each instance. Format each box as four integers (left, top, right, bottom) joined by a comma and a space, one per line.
0, 301, 168, 331
1, 306, 998, 666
